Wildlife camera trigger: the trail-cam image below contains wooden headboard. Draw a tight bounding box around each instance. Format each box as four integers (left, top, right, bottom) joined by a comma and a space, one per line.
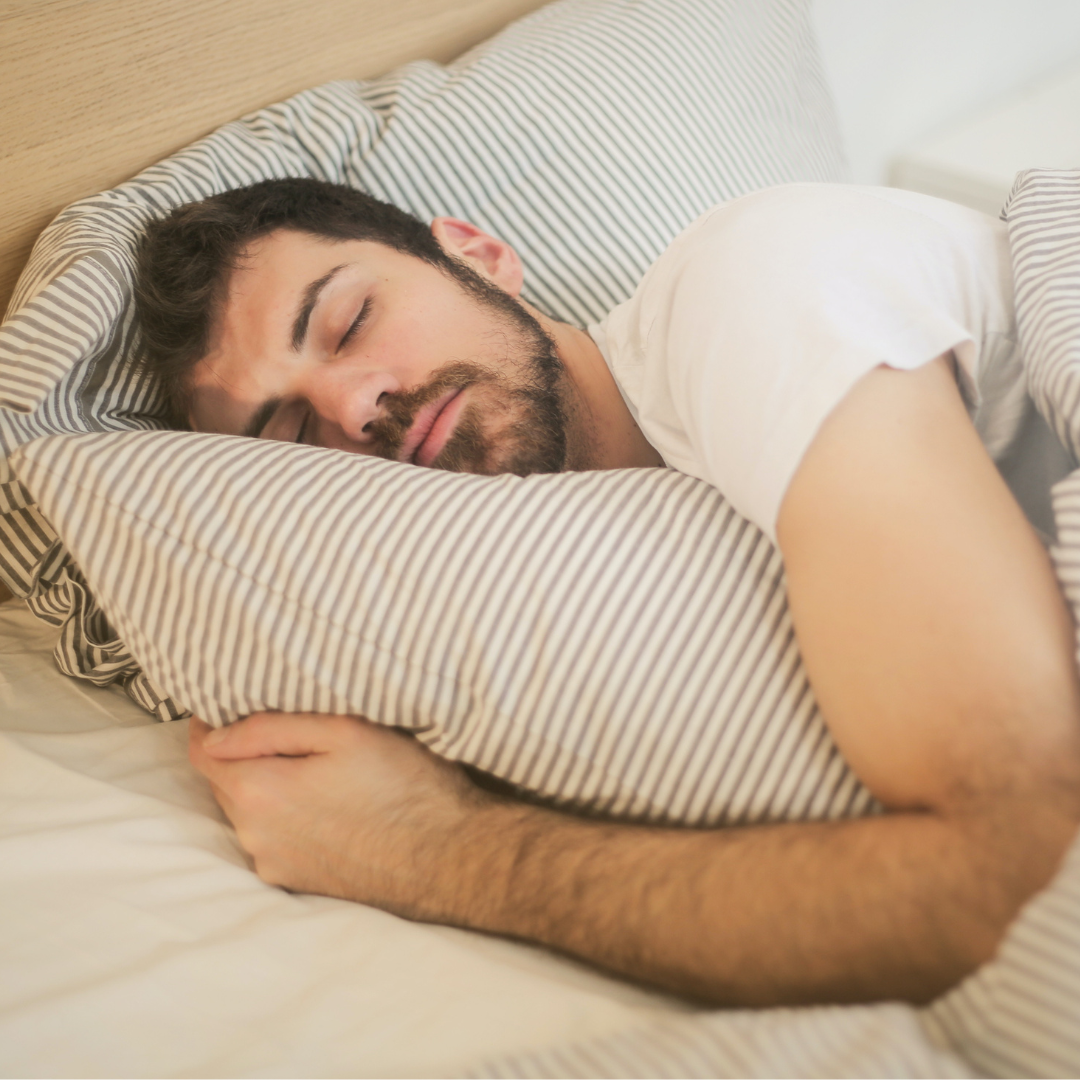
0, 0, 547, 320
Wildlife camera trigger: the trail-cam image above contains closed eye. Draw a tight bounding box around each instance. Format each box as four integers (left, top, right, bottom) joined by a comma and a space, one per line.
295, 412, 309, 444
338, 297, 372, 352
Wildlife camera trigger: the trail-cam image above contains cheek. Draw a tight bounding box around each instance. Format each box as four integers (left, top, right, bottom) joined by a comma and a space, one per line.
381, 289, 500, 383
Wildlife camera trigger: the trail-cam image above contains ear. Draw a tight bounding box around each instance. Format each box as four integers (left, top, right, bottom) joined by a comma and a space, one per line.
430, 217, 524, 297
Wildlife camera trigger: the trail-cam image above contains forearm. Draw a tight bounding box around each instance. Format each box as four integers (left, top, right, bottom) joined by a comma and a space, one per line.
193, 705, 1079, 1008
413, 787, 1078, 1006
194, 359, 1080, 1007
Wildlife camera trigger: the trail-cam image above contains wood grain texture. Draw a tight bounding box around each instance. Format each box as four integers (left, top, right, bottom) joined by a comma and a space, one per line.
0, 0, 546, 317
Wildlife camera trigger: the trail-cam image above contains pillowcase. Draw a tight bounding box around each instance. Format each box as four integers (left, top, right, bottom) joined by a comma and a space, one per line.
0, 0, 845, 718
12, 428, 875, 827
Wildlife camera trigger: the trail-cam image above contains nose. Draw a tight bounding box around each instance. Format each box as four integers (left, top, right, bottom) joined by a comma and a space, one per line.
305, 367, 403, 446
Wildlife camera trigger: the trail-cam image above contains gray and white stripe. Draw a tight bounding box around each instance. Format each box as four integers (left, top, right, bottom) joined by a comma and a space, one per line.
14, 429, 874, 829
0, 0, 844, 716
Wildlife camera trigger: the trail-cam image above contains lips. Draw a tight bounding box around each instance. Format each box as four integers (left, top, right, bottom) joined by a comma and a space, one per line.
398, 387, 466, 467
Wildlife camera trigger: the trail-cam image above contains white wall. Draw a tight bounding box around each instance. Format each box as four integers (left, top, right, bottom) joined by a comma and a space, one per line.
812, 0, 1080, 184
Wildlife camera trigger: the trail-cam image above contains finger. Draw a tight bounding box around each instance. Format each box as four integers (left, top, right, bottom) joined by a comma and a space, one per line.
187, 724, 242, 822
189, 716, 214, 751
188, 716, 220, 771
188, 719, 236, 783
199, 711, 359, 761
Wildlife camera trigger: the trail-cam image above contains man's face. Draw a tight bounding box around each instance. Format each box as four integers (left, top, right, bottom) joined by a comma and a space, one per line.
188, 228, 568, 475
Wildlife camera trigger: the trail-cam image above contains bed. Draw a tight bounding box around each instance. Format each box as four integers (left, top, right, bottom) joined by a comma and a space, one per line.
3, 1, 1080, 1076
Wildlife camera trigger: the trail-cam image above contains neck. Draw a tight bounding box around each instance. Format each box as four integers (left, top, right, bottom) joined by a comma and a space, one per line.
531, 308, 664, 471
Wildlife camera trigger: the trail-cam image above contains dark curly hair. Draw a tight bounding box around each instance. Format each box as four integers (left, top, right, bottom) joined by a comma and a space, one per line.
134, 177, 459, 427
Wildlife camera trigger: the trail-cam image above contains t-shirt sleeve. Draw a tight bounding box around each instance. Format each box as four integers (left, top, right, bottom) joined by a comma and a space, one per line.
599, 185, 993, 543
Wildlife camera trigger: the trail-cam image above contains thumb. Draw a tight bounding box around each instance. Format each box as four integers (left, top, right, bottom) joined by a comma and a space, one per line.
199, 711, 346, 760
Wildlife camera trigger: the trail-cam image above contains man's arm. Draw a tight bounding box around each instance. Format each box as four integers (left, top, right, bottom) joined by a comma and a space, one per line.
190, 356, 1080, 1005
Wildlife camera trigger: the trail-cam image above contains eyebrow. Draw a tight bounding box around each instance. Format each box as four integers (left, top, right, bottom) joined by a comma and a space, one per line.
291, 263, 349, 351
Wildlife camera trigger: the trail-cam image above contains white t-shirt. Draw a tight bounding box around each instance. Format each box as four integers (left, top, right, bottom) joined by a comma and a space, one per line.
590, 184, 1044, 543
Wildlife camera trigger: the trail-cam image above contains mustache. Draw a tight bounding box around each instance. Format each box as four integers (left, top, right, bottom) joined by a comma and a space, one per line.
362, 361, 488, 461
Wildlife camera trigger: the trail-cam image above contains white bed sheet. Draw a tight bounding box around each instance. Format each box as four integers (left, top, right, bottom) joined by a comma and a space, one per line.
0, 599, 688, 1078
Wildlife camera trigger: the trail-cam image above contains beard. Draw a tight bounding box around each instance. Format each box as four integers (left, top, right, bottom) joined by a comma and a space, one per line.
358, 264, 571, 476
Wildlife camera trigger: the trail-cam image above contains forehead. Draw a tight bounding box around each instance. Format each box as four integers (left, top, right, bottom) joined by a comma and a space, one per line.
225, 229, 382, 303
209, 229, 428, 349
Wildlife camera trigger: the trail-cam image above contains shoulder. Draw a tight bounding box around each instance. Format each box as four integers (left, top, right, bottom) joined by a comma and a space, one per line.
672, 184, 999, 267
635, 184, 1006, 345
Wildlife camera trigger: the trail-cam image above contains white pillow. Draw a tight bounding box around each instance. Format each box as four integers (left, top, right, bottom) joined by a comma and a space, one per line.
0, 0, 845, 717
12, 429, 874, 827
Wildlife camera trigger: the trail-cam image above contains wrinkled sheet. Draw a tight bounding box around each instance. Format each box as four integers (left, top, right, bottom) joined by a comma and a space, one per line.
0, 598, 972, 1078
0, 599, 697, 1078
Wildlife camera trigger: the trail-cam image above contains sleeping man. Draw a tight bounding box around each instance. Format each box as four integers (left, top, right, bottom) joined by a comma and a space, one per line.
136, 177, 1080, 1007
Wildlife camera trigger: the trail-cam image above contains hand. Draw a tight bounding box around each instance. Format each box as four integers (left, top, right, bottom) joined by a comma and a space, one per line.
188, 713, 492, 917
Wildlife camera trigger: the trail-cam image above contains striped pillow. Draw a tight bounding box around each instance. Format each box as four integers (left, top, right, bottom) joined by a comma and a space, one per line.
12, 429, 875, 827
0, 0, 844, 718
